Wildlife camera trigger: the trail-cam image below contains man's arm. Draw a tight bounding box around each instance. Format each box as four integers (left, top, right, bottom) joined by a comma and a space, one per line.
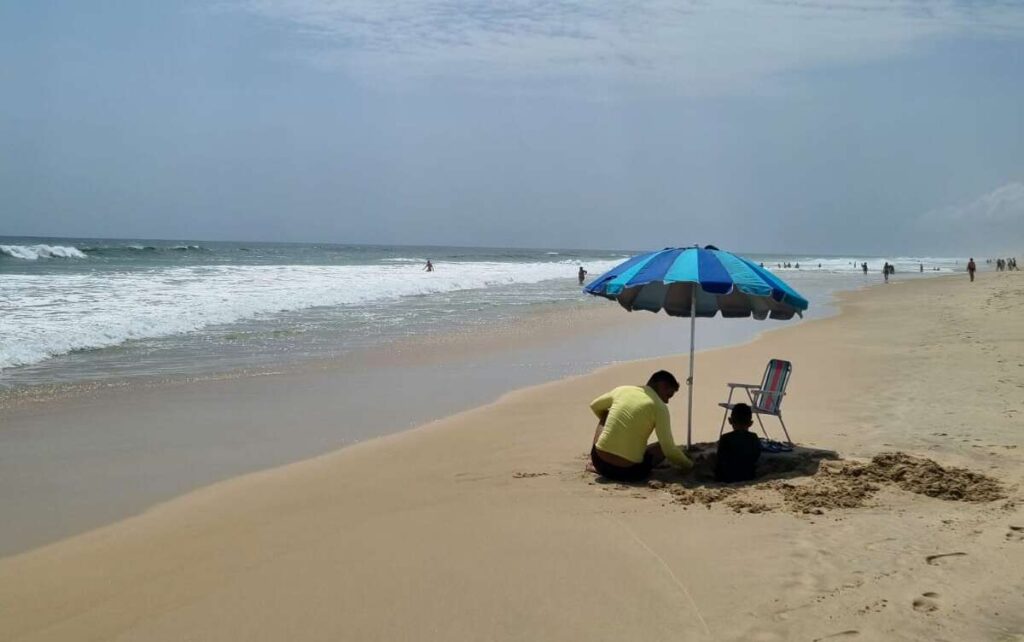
589, 390, 615, 418
590, 390, 614, 445
653, 406, 692, 470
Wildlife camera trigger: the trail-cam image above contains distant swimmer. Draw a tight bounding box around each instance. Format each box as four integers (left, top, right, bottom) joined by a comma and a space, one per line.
578, 266, 588, 285
424, 259, 434, 272
967, 257, 976, 282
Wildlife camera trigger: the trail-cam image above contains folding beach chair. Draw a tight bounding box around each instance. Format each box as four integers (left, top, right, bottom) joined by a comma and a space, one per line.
718, 359, 793, 446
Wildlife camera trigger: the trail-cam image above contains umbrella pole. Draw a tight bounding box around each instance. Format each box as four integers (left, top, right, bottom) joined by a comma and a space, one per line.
686, 291, 696, 448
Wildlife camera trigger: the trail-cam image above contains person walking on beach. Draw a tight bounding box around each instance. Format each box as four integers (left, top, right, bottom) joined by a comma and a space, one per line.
578, 266, 588, 285
968, 258, 976, 282
862, 262, 868, 275
424, 260, 434, 272
589, 371, 692, 482
883, 262, 890, 283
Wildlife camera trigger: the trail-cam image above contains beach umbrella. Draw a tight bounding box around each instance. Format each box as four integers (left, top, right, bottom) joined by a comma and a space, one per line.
583, 245, 809, 447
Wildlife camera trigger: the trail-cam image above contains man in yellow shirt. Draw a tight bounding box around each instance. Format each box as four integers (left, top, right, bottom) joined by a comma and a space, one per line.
589, 370, 692, 481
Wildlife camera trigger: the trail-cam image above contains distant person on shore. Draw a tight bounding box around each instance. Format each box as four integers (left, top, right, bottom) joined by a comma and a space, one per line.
883, 262, 890, 283
862, 262, 868, 275
715, 403, 761, 483
920, 263, 924, 273
578, 266, 588, 285
968, 258, 976, 282
424, 260, 434, 272
589, 371, 692, 482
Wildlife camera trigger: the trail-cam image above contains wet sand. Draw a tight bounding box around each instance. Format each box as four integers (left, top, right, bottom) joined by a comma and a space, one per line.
0, 293, 797, 557
2, 271, 1023, 641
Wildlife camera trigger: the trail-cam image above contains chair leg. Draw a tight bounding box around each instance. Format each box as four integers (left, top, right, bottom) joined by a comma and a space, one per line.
719, 388, 735, 437
777, 414, 793, 445
744, 388, 772, 441
754, 412, 771, 441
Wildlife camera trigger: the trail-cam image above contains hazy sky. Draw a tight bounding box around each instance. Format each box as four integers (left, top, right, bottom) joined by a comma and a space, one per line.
2, 1, 1023, 255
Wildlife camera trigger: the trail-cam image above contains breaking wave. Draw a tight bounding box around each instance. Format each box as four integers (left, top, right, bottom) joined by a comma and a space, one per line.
0, 244, 88, 260
0, 258, 621, 371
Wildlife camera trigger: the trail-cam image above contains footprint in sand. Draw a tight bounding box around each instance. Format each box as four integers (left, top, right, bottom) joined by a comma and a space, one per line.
925, 552, 966, 566
912, 592, 940, 613
813, 631, 860, 641
1007, 526, 1024, 542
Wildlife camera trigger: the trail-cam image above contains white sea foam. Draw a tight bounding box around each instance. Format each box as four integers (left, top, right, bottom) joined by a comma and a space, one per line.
0, 259, 621, 371
0, 244, 88, 260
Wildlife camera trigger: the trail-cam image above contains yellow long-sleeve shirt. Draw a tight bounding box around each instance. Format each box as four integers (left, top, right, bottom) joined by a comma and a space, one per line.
591, 385, 691, 469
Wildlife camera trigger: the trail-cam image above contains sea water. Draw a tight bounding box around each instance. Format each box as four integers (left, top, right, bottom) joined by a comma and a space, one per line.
0, 236, 965, 392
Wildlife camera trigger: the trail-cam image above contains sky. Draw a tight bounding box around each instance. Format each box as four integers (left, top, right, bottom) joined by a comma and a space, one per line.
1, 1, 1022, 255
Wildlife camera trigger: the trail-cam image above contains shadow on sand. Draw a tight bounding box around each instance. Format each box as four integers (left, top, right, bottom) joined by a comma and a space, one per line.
589, 444, 1006, 515
593, 442, 840, 490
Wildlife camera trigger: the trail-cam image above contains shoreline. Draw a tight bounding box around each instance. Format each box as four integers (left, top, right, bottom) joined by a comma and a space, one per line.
0, 272, 844, 556
0, 271, 962, 556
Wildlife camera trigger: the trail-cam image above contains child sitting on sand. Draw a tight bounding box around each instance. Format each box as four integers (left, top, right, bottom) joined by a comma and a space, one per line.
715, 403, 761, 483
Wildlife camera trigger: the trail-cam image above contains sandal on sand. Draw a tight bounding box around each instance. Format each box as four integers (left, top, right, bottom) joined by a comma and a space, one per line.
760, 439, 794, 453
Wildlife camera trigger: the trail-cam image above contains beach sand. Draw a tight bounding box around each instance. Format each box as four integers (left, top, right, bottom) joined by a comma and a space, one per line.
2, 272, 1022, 641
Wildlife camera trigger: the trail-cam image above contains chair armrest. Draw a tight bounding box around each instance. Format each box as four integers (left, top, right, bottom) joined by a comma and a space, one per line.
749, 389, 786, 397
726, 383, 759, 388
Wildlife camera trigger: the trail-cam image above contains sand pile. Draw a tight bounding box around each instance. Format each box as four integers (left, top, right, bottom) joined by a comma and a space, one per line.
776, 465, 878, 512
845, 452, 1005, 502
635, 451, 1006, 514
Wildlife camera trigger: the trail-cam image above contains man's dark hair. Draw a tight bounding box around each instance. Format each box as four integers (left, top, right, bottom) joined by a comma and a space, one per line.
731, 403, 753, 425
647, 370, 680, 390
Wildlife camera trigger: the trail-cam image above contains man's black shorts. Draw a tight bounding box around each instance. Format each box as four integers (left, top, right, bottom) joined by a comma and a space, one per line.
590, 446, 654, 482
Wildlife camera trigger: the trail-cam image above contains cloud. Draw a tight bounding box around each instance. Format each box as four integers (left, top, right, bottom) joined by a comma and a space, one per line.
919, 181, 1024, 253
926, 181, 1024, 224
226, 0, 1024, 93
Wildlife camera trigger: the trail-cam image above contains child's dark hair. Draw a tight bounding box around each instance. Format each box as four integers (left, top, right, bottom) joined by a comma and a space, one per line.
647, 370, 680, 389
731, 403, 753, 425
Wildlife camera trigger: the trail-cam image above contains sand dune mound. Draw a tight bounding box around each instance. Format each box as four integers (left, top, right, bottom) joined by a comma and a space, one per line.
843, 452, 1005, 502
634, 449, 1006, 514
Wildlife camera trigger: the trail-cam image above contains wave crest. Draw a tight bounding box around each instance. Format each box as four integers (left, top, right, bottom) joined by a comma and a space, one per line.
0, 258, 623, 371
0, 244, 88, 260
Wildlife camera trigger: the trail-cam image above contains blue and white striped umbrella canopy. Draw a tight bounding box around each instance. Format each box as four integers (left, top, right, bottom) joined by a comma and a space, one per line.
585, 245, 809, 320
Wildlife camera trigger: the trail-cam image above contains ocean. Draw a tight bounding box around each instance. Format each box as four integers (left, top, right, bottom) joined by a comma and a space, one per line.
0, 236, 965, 393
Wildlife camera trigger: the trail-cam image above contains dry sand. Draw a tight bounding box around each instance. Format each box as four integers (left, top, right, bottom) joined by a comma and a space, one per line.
2, 272, 1023, 641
